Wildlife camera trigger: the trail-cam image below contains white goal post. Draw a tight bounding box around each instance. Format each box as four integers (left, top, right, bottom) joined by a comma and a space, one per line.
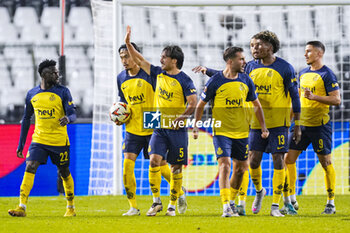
89, 0, 350, 196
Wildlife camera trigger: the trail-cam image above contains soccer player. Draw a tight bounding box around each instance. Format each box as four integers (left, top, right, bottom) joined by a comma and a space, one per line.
116, 43, 186, 216
125, 26, 197, 216
8, 60, 77, 217
285, 41, 340, 214
192, 47, 269, 217
192, 65, 251, 216
246, 31, 301, 217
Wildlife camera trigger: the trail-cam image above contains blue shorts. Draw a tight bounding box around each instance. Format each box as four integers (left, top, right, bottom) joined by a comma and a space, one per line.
213, 136, 248, 161
123, 132, 151, 159
149, 128, 188, 165
249, 127, 289, 154
289, 121, 332, 155
26, 143, 70, 167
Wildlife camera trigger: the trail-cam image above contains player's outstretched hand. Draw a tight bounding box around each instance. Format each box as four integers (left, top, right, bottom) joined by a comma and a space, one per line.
293, 125, 302, 144
192, 126, 199, 139
192, 66, 207, 75
261, 127, 269, 139
16, 149, 24, 158
59, 116, 70, 126
125, 25, 131, 44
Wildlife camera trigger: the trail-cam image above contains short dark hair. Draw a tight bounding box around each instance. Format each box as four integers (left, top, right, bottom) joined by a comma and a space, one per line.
38, 59, 56, 76
223, 47, 244, 62
306, 41, 325, 53
118, 42, 140, 53
252, 30, 280, 53
162, 45, 184, 69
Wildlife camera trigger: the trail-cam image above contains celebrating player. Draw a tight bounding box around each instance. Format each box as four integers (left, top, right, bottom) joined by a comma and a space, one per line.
8, 60, 77, 217
285, 41, 341, 214
192, 65, 251, 216
125, 26, 196, 216
246, 31, 301, 217
192, 47, 268, 217
116, 43, 186, 216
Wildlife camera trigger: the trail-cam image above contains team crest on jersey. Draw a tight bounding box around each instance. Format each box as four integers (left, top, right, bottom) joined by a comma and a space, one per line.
170, 80, 177, 86
267, 70, 273, 77
49, 94, 56, 101
313, 75, 319, 81
137, 80, 143, 87
239, 84, 244, 91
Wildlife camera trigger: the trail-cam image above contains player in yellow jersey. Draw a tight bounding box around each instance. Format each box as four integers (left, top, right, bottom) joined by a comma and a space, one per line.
192, 65, 252, 216
285, 41, 340, 215
193, 47, 269, 217
116, 43, 185, 216
8, 60, 77, 217
125, 26, 197, 216
246, 31, 301, 217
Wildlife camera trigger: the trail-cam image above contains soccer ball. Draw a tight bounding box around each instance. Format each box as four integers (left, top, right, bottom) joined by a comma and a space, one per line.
109, 102, 131, 123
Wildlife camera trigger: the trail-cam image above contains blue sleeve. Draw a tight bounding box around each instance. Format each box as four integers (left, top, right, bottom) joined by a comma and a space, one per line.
201, 76, 217, 102
150, 65, 163, 80
182, 75, 197, 97
63, 88, 77, 123
284, 65, 300, 113
323, 71, 339, 94
245, 77, 257, 102
206, 68, 220, 77
17, 93, 34, 151
289, 80, 301, 113
117, 76, 127, 103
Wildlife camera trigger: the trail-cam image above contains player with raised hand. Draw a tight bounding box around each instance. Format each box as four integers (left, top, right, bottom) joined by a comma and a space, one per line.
246, 31, 301, 217
192, 47, 268, 217
116, 43, 185, 216
125, 26, 196, 216
8, 60, 77, 217
285, 41, 340, 215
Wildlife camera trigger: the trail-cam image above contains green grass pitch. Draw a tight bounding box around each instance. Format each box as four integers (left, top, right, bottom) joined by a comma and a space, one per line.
1, 195, 350, 233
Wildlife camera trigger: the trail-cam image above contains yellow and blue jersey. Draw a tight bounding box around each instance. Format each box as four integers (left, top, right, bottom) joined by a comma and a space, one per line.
245, 57, 299, 129
117, 68, 155, 136
299, 65, 339, 126
201, 72, 257, 139
150, 65, 196, 129
18, 85, 76, 150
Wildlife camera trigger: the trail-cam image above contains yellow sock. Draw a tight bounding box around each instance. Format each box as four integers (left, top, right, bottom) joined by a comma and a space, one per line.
286, 163, 297, 196
230, 188, 239, 203
170, 172, 183, 206
149, 166, 161, 198
19, 172, 35, 207
283, 167, 290, 198
160, 164, 171, 183
323, 164, 335, 201
220, 188, 231, 205
250, 166, 262, 191
272, 169, 285, 204
62, 174, 75, 207
123, 159, 137, 208
238, 170, 249, 202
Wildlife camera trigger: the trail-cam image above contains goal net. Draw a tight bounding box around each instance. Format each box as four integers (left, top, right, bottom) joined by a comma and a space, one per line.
89, 0, 350, 196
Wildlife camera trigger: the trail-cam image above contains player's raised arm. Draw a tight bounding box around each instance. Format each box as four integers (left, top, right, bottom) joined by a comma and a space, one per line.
192, 65, 220, 77
125, 25, 151, 75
